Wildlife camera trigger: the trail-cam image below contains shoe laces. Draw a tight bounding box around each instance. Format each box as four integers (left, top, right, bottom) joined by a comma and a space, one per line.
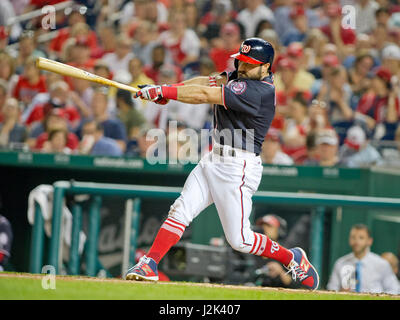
135, 256, 149, 270
286, 262, 308, 282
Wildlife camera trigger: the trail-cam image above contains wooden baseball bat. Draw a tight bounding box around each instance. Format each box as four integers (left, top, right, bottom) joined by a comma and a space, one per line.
36, 57, 139, 94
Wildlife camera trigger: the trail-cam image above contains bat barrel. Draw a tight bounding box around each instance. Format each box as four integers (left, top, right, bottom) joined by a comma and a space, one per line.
35, 57, 138, 94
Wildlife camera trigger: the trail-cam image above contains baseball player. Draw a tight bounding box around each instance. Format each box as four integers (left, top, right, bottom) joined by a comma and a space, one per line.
125, 38, 319, 290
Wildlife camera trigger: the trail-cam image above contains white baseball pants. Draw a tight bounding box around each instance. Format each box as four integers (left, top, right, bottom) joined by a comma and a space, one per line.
168, 143, 263, 254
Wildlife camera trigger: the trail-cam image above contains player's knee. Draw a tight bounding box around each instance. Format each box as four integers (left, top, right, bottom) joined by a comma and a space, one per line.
168, 198, 192, 226
226, 236, 249, 253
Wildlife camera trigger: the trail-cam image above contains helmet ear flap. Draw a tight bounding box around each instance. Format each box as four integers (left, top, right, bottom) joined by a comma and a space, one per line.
234, 59, 239, 70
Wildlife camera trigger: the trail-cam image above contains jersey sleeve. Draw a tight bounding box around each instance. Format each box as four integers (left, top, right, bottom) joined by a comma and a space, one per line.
221, 80, 267, 116
219, 70, 238, 81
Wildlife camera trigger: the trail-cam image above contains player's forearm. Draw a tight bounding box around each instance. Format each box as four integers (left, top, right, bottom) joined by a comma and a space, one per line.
177, 85, 222, 105
181, 76, 209, 86
181, 75, 227, 87
136, 81, 224, 105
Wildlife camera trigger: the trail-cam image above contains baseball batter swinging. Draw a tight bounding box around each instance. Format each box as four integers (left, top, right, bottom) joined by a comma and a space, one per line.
126, 38, 319, 290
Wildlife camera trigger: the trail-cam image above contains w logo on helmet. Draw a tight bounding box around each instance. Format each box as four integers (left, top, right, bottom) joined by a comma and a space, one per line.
230, 38, 275, 66
241, 45, 251, 53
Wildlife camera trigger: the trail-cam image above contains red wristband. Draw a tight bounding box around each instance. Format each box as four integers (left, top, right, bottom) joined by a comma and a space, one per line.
171, 83, 184, 87
161, 86, 178, 100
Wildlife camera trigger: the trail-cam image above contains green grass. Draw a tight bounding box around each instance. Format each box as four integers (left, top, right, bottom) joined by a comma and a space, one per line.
0, 273, 398, 300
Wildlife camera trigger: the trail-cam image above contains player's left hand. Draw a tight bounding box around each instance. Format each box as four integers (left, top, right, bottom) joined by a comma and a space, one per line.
137, 85, 169, 105
135, 85, 163, 101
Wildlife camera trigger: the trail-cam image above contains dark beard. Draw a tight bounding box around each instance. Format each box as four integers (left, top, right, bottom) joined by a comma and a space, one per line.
238, 72, 263, 80
238, 65, 265, 80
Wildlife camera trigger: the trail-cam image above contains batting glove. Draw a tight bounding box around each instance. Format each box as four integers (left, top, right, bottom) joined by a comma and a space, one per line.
136, 85, 163, 101
137, 85, 169, 105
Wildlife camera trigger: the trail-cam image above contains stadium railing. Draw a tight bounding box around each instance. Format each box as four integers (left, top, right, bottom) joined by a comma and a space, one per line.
29, 180, 400, 284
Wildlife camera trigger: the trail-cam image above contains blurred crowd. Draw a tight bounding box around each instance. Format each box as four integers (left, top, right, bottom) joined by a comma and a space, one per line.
1, 0, 400, 167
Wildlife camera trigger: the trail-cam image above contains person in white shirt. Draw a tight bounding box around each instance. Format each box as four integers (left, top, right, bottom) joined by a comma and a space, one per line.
355, 0, 378, 35
237, 0, 275, 38
102, 35, 135, 75
0, 0, 22, 41
120, 0, 168, 26
158, 10, 200, 68
261, 128, 294, 165
132, 21, 159, 66
339, 125, 383, 168
327, 224, 399, 294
